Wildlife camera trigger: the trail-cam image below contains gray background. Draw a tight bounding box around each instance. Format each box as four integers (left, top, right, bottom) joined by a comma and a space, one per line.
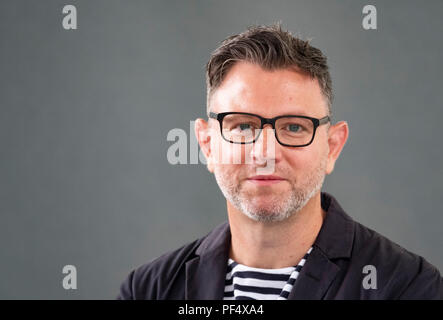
1, 0, 442, 299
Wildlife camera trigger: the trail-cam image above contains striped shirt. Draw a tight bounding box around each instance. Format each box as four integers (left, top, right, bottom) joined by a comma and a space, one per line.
223, 247, 313, 300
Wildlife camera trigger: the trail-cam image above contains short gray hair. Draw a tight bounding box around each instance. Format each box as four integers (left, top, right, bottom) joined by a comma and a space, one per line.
205, 22, 333, 117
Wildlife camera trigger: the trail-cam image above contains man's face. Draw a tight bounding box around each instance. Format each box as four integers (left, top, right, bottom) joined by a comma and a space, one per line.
205, 62, 332, 222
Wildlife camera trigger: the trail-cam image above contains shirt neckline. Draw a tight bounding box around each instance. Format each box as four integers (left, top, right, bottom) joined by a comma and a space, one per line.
227, 246, 313, 273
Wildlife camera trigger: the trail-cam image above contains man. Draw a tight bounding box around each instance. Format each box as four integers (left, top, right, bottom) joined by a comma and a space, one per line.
117, 23, 442, 300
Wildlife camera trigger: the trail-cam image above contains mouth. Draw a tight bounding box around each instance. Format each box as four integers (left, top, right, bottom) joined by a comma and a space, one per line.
246, 175, 285, 186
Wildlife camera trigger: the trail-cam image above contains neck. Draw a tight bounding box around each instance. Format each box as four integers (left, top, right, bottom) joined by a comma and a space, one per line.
227, 191, 326, 269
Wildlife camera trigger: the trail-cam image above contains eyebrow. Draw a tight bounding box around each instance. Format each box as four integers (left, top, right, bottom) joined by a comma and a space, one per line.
277, 111, 312, 117
272, 105, 319, 117
241, 110, 315, 118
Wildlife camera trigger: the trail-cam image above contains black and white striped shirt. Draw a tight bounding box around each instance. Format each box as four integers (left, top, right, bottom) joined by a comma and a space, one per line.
223, 247, 313, 300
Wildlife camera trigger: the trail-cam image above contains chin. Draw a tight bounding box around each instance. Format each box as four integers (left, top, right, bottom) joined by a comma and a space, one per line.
244, 203, 282, 217
244, 211, 291, 223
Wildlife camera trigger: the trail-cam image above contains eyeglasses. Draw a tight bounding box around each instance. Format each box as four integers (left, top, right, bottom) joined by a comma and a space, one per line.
208, 111, 330, 147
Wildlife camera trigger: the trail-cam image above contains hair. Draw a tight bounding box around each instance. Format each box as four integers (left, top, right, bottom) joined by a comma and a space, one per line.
205, 22, 333, 118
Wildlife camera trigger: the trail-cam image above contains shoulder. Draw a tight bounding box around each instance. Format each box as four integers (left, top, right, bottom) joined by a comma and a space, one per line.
350, 220, 442, 299
117, 236, 203, 300
116, 221, 230, 300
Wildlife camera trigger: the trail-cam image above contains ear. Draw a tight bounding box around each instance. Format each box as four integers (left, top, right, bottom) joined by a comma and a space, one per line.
325, 121, 349, 175
194, 118, 214, 173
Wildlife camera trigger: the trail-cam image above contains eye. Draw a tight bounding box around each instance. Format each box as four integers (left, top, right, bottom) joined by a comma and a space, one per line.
287, 124, 302, 132
231, 123, 256, 132
238, 123, 251, 131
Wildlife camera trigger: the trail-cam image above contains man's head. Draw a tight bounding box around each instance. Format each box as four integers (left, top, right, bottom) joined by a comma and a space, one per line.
205, 23, 333, 118
195, 23, 348, 223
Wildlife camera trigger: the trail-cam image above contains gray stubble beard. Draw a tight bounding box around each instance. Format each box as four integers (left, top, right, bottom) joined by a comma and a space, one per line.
214, 155, 327, 223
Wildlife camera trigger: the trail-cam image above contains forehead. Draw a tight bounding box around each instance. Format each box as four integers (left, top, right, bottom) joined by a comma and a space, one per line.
211, 61, 327, 117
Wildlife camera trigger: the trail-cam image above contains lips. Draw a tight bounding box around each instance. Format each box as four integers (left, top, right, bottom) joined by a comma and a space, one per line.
247, 175, 284, 181
246, 175, 285, 185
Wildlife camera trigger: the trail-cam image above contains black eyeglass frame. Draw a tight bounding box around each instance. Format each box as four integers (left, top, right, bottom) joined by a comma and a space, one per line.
208, 111, 331, 147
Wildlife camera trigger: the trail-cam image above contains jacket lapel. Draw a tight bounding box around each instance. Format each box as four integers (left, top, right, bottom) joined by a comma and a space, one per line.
184, 192, 355, 300
288, 192, 355, 299
185, 222, 231, 300
287, 248, 341, 299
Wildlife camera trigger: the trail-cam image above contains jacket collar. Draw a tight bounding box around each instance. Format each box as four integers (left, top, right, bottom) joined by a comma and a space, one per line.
287, 192, 355, 299
313, 192, 355, 260
185, 192, 355, 299
185, 222, 231, 299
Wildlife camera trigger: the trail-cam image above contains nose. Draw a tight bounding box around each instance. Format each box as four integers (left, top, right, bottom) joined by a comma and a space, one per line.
250, 124, 279, 165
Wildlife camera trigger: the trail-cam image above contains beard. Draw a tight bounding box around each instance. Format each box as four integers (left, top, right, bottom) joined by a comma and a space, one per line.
213, 156, 327, 223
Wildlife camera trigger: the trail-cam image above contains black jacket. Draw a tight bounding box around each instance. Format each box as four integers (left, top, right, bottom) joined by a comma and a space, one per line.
117, 192, 442, 299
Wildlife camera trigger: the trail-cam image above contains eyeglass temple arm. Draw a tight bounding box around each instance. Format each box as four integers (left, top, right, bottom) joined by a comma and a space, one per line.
319, 116, 331, 125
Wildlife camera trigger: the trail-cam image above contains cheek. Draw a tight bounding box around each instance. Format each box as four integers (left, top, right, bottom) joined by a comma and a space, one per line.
210, 137, 249, 166
284, 145, 327, 175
